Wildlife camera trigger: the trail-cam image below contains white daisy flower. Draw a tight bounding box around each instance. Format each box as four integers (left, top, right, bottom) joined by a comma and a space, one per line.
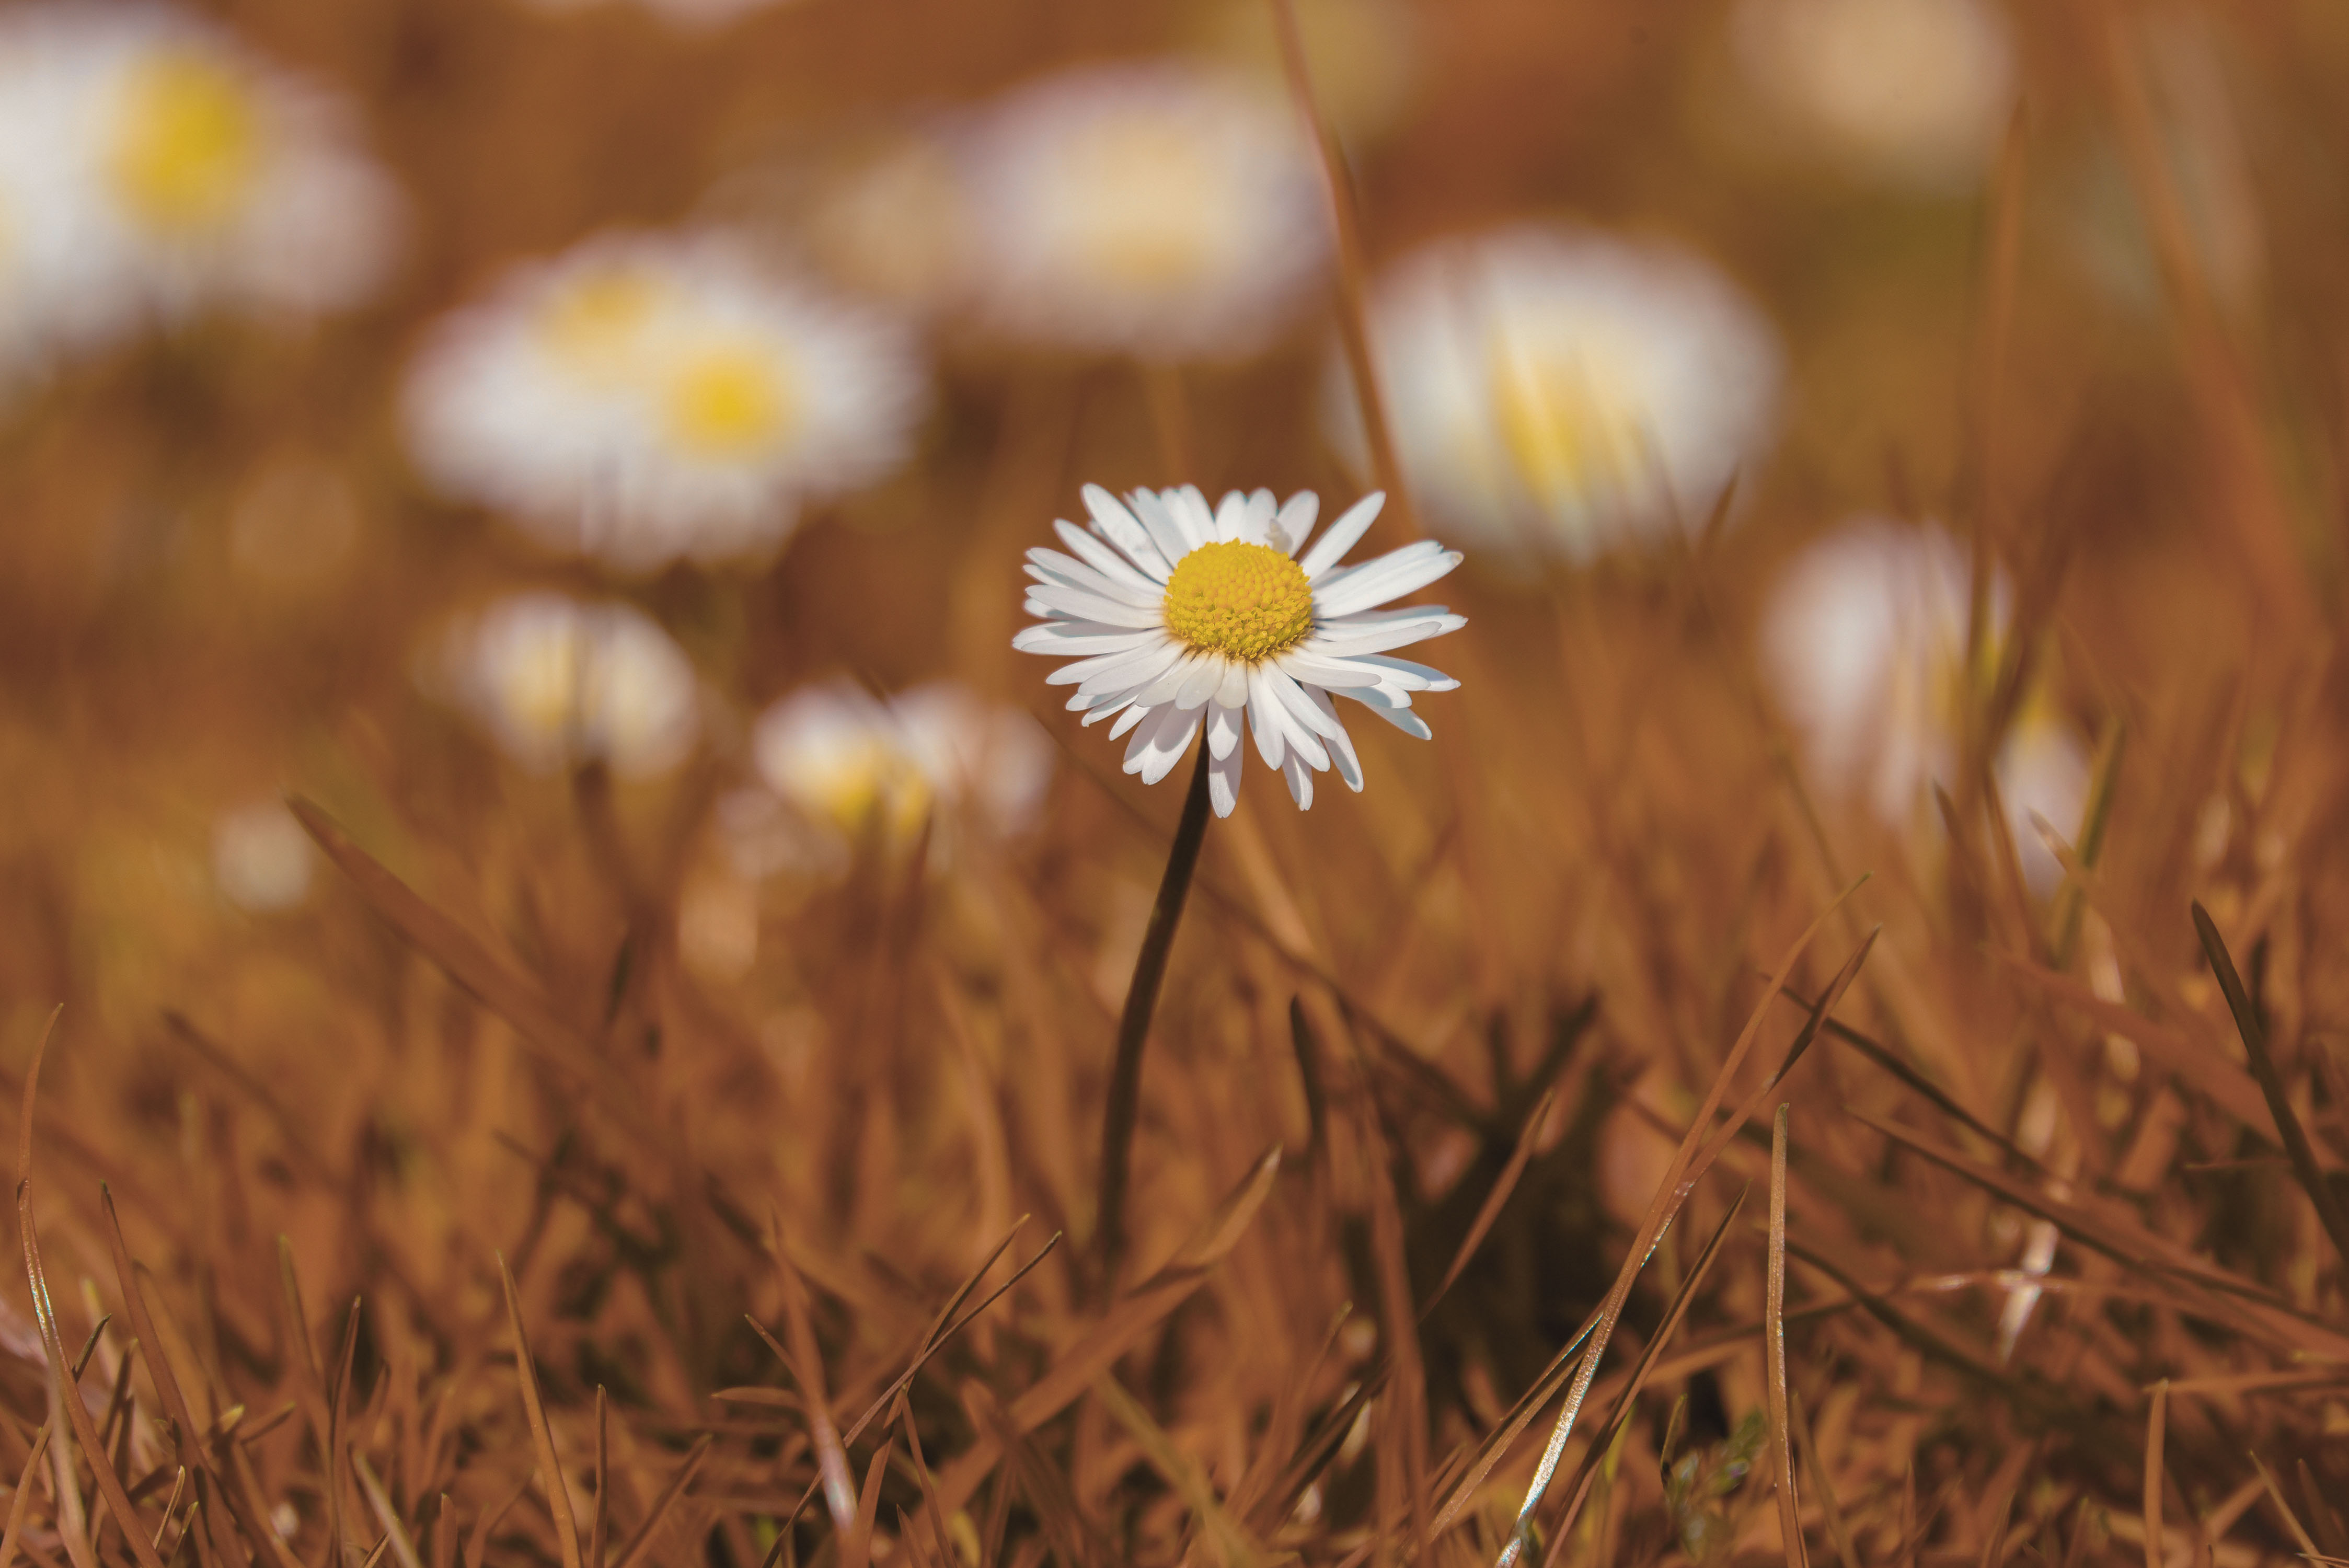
1729, 0, 2014, 191
0, 3, 398, 361
433, 592, 701, 778
746, 679, 1052, 859
1341, 224, 1782, 560
956, 63, 1330, 360
1016, 485, 1464, 816
404, 232, 927, 571
1759, 519, 2088, 892
212, 799, 313, 913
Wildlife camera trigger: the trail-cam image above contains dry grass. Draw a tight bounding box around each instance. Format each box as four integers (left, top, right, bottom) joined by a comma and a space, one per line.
7, 1, 2349, 1566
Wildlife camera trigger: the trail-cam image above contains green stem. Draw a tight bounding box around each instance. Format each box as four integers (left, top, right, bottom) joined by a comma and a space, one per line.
1095, 742, 1215, 1290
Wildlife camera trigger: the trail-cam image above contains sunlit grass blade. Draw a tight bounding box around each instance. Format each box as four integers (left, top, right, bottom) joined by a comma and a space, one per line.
497, 1253, 584, 1568
1765, 1105, 1804, 1568
2140, 1380, 2166, 1568
1421, 1088, 1555, 1320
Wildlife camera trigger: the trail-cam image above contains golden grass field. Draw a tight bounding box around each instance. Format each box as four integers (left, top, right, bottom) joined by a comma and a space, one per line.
4, 1, 2349, 1566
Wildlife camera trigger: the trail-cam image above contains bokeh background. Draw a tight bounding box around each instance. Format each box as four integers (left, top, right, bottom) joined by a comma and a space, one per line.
4, 0, 2349, 1562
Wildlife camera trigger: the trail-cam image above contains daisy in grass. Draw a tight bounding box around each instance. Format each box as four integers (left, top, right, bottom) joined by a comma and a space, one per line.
1760, 519, 2088, 892
404, 233, 926, 572
0, 3, 397, 363
1730, 0, 2013, 191
1343, 224, 1781, 561
433, 592, 701, 778
1017, 485, 1463, 816
957, 63, 1329, 360
731, 679, 1052, 873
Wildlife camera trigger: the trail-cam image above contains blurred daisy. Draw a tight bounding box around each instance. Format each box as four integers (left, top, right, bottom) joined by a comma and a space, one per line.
747, 679, 1052, 860
434, 592, 701, 777
957, 63, 1330, 360
1345, 225, 1782, 560
404, 233, 927, 571
796, 131, 975, 316
212, 799, 313, 913
1730, 0, 2013, 191
517, 0, 794, 29
1759, 520, 2088, 891
0, 3, 398, 362
1017, 485, 1463, 815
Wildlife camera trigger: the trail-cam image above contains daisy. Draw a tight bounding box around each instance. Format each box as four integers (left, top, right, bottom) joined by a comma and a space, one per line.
735, 679, 1052, 871
1729, 0, 2014, 191
1341, 224, 1781, 560
404, 232, 927, 571
1015, 485, 1464, 816
955, 63, 1330, 360
0, 3, 398, 362
1759, 519, 2088, 892
432, 592, 701, 778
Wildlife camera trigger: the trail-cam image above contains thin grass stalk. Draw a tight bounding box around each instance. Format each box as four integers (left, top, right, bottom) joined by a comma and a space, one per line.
2141, 1381, 2166, 1568
1766, 1105, 1804, 1568
1096, 741, 1215, 1287
497, 1255, 584, 1568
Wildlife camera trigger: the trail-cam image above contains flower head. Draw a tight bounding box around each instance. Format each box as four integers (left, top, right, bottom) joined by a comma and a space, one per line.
0, 2, 398, 367
404, 232, 927, 571
432, 592, 701, 778
1017, 485, 1464, 816
1730, 0, 2014, 190
1341, 224, 1781, 560
1760, 519, 2087, 891
957, 63, 1330, 360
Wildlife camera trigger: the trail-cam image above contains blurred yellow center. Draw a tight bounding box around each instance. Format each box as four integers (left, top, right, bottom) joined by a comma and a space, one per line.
499, 632, 588, 745
1162, 540, 1314, 661
539, 269, 666, 382
664, 344, 797, 459
107, 52, 262, 232
1491, 348, 1641, 502
1064, 123, 1226, 290
804, 743, 933, 840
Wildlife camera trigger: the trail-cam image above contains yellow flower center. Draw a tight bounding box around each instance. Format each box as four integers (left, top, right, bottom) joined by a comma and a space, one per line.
800, 742, 934, 841
1161, 539, 1315, 662
106, 51, 262, 233
1490, 342, 1643, 504
662, 342, 798, 459
1060, 122, 1230, 290
539, 268, 667, 383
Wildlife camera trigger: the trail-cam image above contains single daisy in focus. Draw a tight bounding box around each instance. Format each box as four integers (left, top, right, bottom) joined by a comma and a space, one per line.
433, 591, 701, 777
1759, 519, 2088, 891
739, 679, 1052, 870
1341, 224, 1781, 561
0, 2, 398, 359
1017, 485, 1463, 815
1729, 0, 2014, 191
957, 63, 1330, 360
404, 232, 927, 571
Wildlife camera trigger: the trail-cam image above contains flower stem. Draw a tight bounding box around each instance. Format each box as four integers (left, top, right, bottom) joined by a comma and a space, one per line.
1095, 741, 1215, 1290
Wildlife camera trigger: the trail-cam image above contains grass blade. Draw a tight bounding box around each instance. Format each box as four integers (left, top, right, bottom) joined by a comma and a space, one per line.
498, 1253, 584, 1568
1766, 1105, 1805, 1568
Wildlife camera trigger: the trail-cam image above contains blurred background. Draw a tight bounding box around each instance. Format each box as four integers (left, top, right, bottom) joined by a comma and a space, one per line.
4, 0, 2349, 1559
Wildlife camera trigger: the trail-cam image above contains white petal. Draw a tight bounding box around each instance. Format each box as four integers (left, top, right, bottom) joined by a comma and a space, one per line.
1270, 491, 1318, 555
1213, 491, 1248, 542
1276, 650, 1385, 690
1347, 697, 1434, 740
1026, 550, 1160, 608
1311, 542, 1465, 617
1108, 702, 1152, 738
1213, 659, 1250, 709
1260, 667, 1336, 766
1137, 651, 1204, 707
1205, 701, 1244, 760
1135, 705, 1203, 785
1305, 686, 1365, 791
1072, 639, 1189, 695
1083, 486, 1173, 580
1054, 521, 1165, 594
1304, 619, 1466, 657
1281, 752, 1316, 809
1240, 489, 1278, 546
1246, 667, 1287, 769
1026, 582, 1165, 628
1170, 486, 1218, 551
1014, 622, 1160, 656
1130, 488, 1200, 564
1297, 492, 1386, 578
1208, 742, 1243, 817
1173, 654, 1228, 710
1351, 652, 1460, 691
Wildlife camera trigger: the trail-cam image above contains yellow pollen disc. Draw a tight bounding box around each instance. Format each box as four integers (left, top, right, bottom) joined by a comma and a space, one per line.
539, 268, 667, 383
803, 743, 933, 841
499, 630, 588, 746
1161, 539, 1315, 662
663, 342, 798, 459
1490, 342, 1642, 503
106, 51, 262, 233
1060, 122, 1228, 290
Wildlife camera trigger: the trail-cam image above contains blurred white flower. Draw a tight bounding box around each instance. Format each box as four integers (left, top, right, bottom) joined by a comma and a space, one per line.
1759, 520, 2089, 892
1729, 0, 2013, 191
1343, 225, 1782, 560
433, 592, 701, 777
212, 799, 313, 913
0, 2, 398, 368
957, 63, 1330, 360
796, 131, 976, 317
516, 0, 797, 29
404, 233, 927, 572
749, 678, 1052, 854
